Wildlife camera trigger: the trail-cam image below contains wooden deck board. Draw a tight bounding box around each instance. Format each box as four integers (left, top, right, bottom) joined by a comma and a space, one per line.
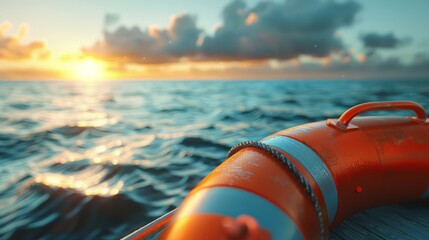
330, 202, 429, 240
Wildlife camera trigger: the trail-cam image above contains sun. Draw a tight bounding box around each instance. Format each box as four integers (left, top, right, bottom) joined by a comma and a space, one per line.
74, 58, 105, 81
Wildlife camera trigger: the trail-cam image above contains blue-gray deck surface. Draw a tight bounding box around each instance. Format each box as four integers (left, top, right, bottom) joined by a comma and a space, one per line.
329, 202, 429, 240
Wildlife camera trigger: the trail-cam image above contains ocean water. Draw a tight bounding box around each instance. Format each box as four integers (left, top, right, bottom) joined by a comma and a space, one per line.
0, 79, 428, 240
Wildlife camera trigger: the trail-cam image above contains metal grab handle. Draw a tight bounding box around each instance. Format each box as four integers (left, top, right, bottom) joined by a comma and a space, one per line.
329, 101, 427, 130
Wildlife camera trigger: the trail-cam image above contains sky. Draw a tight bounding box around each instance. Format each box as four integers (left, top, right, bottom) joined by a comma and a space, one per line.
1, 0, 429, 80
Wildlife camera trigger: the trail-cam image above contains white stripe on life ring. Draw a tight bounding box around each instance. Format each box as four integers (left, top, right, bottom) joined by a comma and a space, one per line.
175, 186, 304, 240
262, 136, 338, 225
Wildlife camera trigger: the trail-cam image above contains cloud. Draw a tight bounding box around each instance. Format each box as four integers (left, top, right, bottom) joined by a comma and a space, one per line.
0, 22, 48, 60
104, 14, 120, 28
85, 0, 361, 64
294, 50, 429, 79
201, 0, 361, 60
83, 14, 202, 64
0, 66, 60, 80
361, 32, 411, 49
412, 53, 429, 71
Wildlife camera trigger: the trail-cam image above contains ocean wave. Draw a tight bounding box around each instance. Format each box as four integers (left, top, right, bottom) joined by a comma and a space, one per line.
180, 136, 230, 151
158, 107, 187, 113
282, 98, 299, 104
3, 186, 146, 240
50, 125, 98, 137
8, 103, 32, 110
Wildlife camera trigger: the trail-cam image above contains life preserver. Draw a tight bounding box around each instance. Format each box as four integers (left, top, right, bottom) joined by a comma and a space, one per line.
123, 101, 429, 240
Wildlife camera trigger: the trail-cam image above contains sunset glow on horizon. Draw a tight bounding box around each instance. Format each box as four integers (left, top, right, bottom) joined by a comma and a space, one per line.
1, 0, 429, 80
72, 58, 106, 81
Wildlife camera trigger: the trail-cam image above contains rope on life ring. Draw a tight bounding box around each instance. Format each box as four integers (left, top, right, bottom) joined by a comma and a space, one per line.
228, 141, 326, 239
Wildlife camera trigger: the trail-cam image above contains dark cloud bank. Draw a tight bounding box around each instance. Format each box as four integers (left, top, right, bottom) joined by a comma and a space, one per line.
361, 32, 411, 49
84, 0, 361, 63
83, 0, 429, 78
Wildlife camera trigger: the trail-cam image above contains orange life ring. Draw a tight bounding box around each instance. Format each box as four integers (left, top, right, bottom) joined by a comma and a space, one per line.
123, 101, 429, 240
